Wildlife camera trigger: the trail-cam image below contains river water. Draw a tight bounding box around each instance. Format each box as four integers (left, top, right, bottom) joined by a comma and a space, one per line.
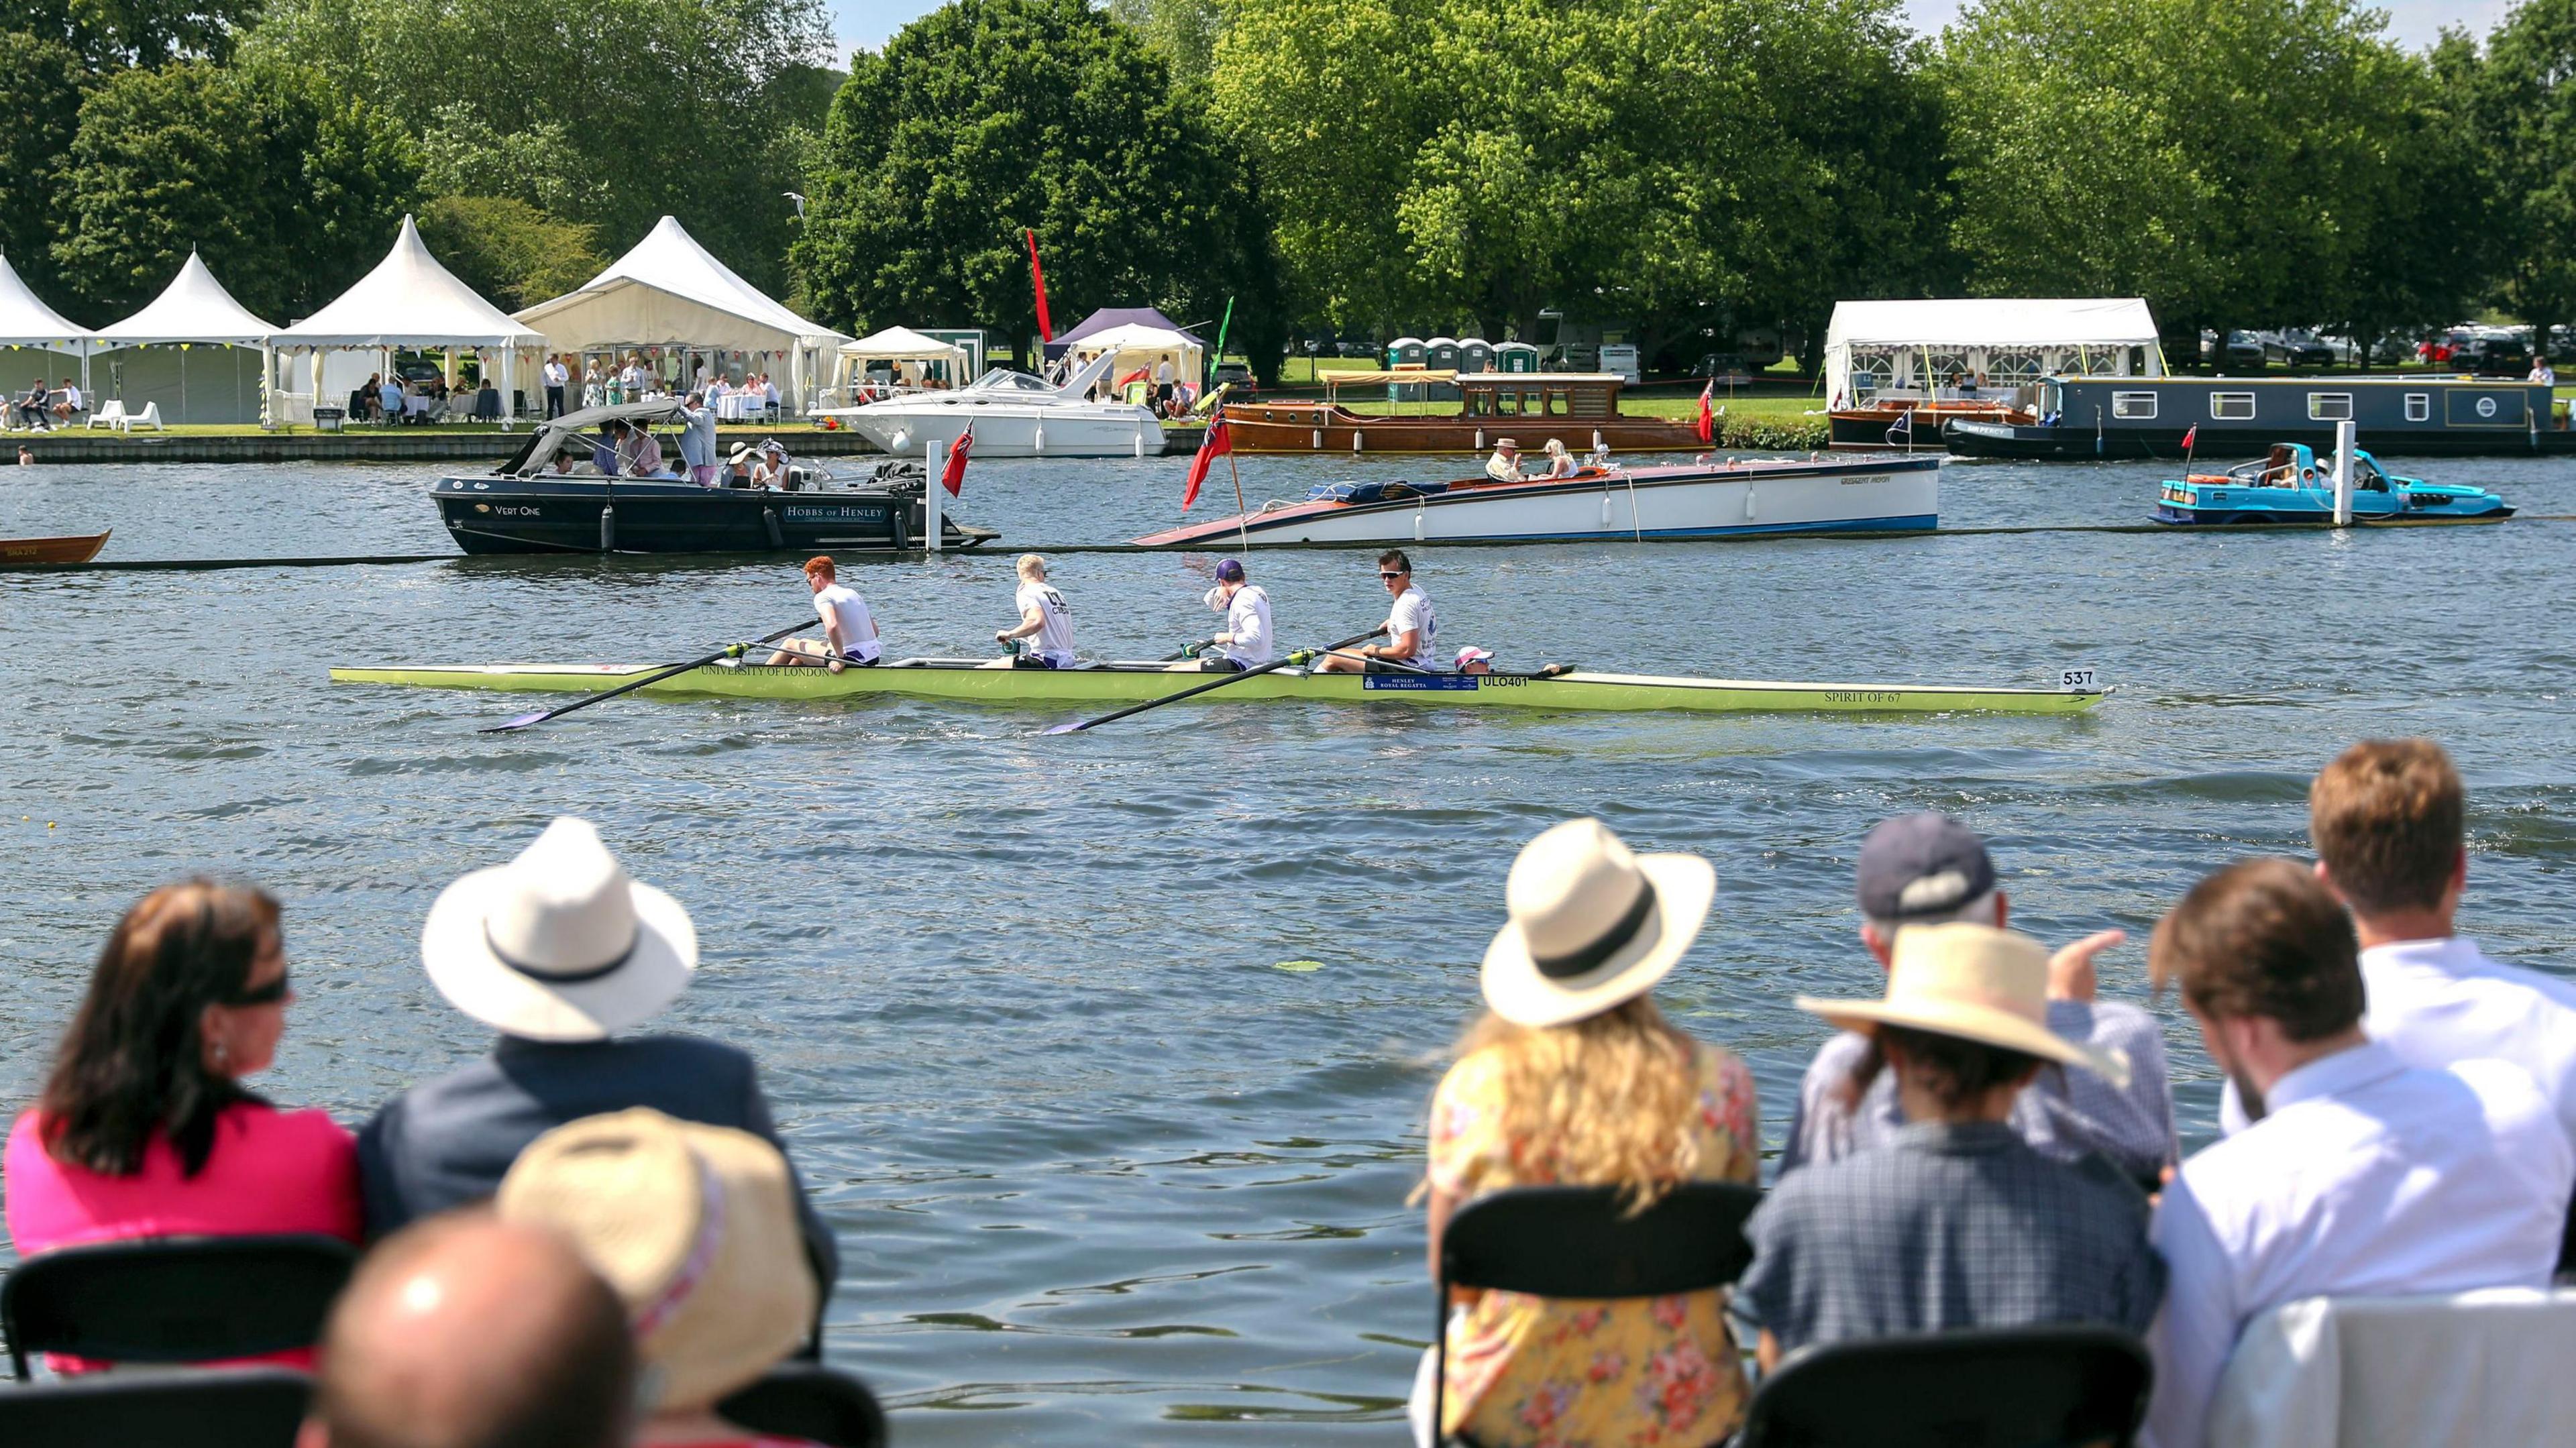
3, 449, 2573, 1441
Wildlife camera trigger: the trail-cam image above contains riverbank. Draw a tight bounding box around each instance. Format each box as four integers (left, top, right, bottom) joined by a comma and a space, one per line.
4, 421, 1212, 465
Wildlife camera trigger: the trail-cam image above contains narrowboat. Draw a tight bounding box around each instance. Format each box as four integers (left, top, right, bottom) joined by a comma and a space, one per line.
2152, 445, 2514, 525
1220, 372, 1704, 455
1944, 376, 2572, 459
431, 401, 996, 555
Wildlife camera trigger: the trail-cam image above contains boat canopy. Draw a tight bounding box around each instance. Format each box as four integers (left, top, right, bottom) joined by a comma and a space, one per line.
1825, 298, 2165, 405
496, 398, 690, 475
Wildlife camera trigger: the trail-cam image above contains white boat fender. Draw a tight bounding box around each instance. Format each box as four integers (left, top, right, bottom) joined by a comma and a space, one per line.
1353, 429, 1363, 453
890, 429, 910, 454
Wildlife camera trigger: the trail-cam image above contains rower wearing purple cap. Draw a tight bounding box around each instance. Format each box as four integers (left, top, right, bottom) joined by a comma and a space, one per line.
1777, 812, 2178, 1190
1198, 558, 1273, 672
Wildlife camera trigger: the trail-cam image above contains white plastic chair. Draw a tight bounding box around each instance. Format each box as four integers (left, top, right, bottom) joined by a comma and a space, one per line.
125, 402, 164, 433
86, 400, 128, 430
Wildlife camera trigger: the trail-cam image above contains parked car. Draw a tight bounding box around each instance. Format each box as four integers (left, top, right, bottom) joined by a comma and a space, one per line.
1690, 352, 1756, 380
2200, 330, 2267, 369
2456, 333, 2532, 376
1212, 361, 1255, 395
2264, 330, 2336, 367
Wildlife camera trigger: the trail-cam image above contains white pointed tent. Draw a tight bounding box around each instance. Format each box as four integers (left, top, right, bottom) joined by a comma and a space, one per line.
834, 325, 971, 392
90, 250, 276, 424
514, 216, 847, 413
0, 249, 89, 396
270, 215, 545, 423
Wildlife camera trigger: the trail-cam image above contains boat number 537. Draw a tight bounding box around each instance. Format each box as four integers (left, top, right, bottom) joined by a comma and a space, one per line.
2058, 667, 2098, 692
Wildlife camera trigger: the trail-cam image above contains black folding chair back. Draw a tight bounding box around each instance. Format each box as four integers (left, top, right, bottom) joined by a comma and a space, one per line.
1433, 1182, 1761, 1444
0, 1365, 311, 1447
718, 1363, 889, 1448
3, 1234, 358, 1379
1737, 1325, 2153, 1448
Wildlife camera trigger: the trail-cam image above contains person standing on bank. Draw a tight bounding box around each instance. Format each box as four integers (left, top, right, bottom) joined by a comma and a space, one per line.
356, 816, 839, 1300
1199, 557, 1272, 670
1415, 818, 1760, 1448
998, 553, 1077, 667
768, 555, 880, 669
543, 355, 569, 419
1316, 550, 1436, 673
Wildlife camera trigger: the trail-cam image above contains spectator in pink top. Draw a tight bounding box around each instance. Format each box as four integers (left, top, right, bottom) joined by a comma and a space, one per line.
5, 880, 360, 1369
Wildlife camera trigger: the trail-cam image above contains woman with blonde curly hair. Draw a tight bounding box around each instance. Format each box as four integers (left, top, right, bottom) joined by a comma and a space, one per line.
1414, 818, 1760, 1447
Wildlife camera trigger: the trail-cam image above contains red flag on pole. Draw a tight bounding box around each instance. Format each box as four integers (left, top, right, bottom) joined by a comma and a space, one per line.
942, 423, 973, 496
1183, 412, 1232, 511
1695, 379, 1716, 444
1024, 229, 1054, 342
2180, 424, 2198, 463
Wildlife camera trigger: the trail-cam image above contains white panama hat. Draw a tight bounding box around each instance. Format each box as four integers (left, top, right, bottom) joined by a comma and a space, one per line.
1481, 818, 1716, 1028
419, 817, 697, 1042
1796, 922, 2130, 1087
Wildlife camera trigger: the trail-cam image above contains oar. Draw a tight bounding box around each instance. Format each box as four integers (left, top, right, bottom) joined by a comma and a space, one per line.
1161, 636, 1218, 662
1042, 626, 1385, 735
480, 619, 812, 733
1320, 653, 1578, 681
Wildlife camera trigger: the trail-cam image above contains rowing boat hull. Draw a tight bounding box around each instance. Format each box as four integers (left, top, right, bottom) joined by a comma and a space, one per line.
0, 530, 110, 566
328, 661, 2106, 716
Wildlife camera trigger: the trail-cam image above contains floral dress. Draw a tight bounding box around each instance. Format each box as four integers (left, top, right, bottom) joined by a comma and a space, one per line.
1428, 1040, 1760, 1447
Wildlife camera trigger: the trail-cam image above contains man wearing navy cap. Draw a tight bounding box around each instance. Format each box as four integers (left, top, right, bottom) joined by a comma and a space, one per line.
1199, 557, 1272, 671
1778, 813, 2178, 1188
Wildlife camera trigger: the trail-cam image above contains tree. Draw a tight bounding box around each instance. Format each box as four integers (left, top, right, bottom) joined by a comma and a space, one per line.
52, 60, 418, 321
1939, 0, 2422, 360
242, 0, 831, 295
417, 197, 607, 312
1210, 0, 1945, 366
795, 0, 1281, 375
17, 0, 258, 68
0, 34, 91, 300
2476, 0, 2576, 352
1109, 0, 1225, 89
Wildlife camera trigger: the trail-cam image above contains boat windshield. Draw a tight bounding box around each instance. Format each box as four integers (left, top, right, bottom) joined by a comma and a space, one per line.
969, 370, 1054, 394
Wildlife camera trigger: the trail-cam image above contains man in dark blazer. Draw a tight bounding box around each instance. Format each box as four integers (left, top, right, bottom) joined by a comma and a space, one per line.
357, 818, 839, 1298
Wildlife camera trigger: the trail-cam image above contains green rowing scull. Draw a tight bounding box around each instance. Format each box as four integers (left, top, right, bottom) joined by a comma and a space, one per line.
329, 659, 2109, 716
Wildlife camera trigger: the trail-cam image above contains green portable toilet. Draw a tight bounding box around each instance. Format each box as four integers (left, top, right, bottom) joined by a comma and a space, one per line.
1459, 338, 1493, 374
1387, 337, 1427, 369
1495, 341, 1540, 374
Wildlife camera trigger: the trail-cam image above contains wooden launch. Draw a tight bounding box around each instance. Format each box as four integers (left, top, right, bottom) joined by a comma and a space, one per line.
0, 531, 110, 567
1222, 371, 1705, 454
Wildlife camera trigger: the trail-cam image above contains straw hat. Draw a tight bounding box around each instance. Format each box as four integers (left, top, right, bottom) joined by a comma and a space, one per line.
1796, 922, 2130, 1087
419, 817, 696, 1042
498, 1109, 815, 1412
1481, 818, 1715, 1027
729, 443, 752, 465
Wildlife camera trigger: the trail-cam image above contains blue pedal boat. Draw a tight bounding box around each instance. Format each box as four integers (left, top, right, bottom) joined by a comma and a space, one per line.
2155, 445, 2514, 525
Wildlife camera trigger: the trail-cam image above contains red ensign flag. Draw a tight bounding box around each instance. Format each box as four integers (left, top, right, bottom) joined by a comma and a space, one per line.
1695, 380, 1716, 444
1183, 412, 1232, 511
943, 423, 974, 496
2181, 425, 2198, 453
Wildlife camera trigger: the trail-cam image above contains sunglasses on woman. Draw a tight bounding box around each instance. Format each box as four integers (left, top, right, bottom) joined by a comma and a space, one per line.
221, 968, 290, 1007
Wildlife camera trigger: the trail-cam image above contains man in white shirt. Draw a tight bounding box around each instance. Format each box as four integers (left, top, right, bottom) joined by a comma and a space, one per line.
50, 378, 81, 424
2530, 357, 2557, 386
1484, 438, 1523, 482
1198, 557, 1272, 670
2143, 858, 2572, 1448
1154, 357, 1176, 414
543, 357, 569, 419
767, 555, 880, 669
2311, 738, 2576, 1137
998, 553, 1077, 668
1314, 550, 1436, 673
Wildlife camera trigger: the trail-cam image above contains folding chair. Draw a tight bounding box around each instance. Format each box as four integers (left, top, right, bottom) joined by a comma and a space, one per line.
718, 1363, 888, 1448
0, 1366, 310, 1448
2, 1234, 358, 1379
1736, 1325, 2153, 1448
1432, 1182, 1761, 1445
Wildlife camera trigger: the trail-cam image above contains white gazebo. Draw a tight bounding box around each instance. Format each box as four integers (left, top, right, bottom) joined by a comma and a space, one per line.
515, 216, 847, 413
89, 250, 275, 425
1823, 298, 2166, 406
270, 215, 546, 423
1064, 322, 1203, 394
0, 249, 89, 398
833, 325, 971, 397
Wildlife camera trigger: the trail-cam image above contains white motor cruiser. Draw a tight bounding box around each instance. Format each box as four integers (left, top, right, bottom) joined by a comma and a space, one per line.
816, 351, 1163, 459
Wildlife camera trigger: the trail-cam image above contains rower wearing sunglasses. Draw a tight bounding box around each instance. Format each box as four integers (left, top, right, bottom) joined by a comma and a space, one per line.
1316, 549, 1439, 674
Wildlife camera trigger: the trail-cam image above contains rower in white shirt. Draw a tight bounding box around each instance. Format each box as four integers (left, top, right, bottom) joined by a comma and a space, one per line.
1197, 557, 1272, 671
1314, 549, 1436, 673
767, 555, 881, 669
2144, 858, 2572, 1448
998, 553, 1077, 668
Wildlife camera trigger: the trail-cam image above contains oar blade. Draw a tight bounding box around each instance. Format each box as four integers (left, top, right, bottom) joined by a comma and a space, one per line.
1039, 720, 1089, 736
480, 710, 556, 733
